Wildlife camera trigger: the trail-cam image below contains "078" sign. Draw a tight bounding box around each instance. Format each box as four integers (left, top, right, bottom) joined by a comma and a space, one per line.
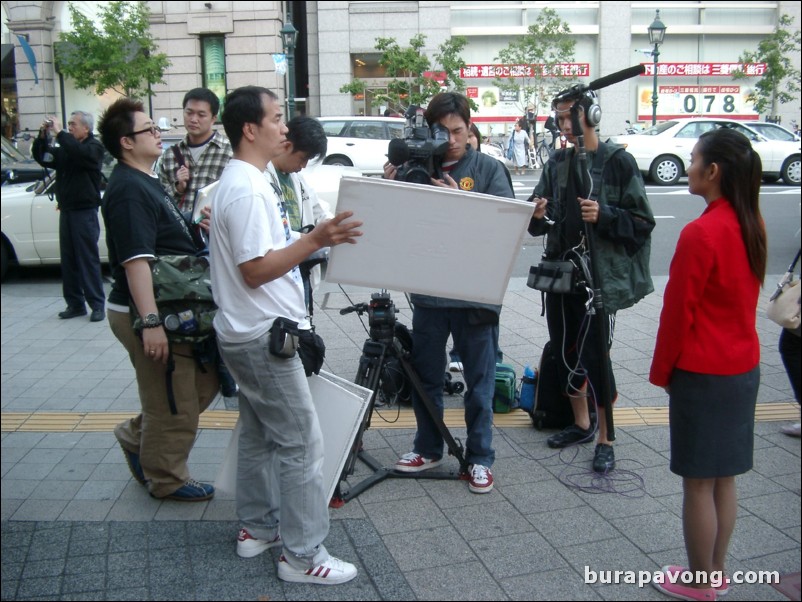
637, 85, 758, 122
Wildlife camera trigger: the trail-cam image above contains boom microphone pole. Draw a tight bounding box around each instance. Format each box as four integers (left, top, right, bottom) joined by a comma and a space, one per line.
561, 64, 645, 445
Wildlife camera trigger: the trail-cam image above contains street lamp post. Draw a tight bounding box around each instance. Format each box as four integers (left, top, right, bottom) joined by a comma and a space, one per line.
648, 10, 666, 126
280, 22, 298, 120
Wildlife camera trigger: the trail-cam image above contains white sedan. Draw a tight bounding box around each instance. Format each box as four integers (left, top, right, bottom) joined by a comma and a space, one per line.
608, 118, 801, 186
0, 163, 360, 280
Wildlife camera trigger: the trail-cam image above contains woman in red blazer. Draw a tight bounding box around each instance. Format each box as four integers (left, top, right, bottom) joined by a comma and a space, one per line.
650, 128, 767, 602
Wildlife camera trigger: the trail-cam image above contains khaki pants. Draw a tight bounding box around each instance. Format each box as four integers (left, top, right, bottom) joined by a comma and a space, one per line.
108, 309, 219, 497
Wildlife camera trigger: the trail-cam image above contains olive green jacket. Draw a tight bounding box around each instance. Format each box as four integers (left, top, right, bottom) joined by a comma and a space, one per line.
529, 141, 655, 313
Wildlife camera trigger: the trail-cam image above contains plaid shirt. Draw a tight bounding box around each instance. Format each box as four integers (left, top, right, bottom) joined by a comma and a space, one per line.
158, 130, 232, 212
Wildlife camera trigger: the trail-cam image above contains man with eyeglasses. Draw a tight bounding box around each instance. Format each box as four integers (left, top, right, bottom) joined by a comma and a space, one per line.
98, 98, 219, 502
158, 87, 232, 212
32, 111, 106, 322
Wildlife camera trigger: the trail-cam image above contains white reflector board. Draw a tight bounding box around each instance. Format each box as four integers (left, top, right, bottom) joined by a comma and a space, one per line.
326, 176, 531, 305
215, 371, 372, 502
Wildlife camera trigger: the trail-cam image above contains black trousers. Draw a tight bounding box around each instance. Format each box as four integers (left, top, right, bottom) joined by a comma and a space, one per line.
59, 208, 105, 310
780, 328, 801, 404
545, 292, 617, 406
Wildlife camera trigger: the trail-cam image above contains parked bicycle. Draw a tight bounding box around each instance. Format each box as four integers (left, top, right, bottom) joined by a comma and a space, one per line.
530, 132, 553, 168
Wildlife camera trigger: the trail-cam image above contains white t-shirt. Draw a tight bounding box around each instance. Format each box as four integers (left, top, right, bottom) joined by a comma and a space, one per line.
210, 159, 308, 343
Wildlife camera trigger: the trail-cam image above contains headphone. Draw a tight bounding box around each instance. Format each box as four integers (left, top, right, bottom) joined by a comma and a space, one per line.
554, 86, 602, 127
579, 89, 602, 127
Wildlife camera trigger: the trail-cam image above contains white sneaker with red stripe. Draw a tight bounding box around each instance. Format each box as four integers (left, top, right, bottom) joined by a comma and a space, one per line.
236, 528, 281, 558
277, 554, 358, 585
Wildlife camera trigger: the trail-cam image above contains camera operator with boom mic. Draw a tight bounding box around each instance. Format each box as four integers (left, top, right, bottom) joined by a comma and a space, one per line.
526, 65, 655, 473
382, 92, 518, 494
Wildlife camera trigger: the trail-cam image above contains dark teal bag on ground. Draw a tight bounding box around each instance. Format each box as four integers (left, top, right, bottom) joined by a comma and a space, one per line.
493, 363, 518, 413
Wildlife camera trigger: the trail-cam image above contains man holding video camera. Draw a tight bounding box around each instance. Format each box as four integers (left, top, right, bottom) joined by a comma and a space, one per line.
383, 92, 514, 494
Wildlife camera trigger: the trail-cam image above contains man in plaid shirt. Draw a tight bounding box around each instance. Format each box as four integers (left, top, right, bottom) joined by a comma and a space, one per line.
159, 88, 232, 213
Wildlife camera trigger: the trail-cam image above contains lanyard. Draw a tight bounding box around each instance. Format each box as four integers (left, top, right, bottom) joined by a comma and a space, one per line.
267, 170, 292, 243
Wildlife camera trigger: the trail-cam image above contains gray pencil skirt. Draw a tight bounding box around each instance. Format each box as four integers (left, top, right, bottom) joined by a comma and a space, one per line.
668, 366, 759, 479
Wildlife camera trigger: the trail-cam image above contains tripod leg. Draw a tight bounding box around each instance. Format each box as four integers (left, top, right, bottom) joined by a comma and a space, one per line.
335, 336, 464, 503
399, 353, 469, 473
341, 340, 386, 479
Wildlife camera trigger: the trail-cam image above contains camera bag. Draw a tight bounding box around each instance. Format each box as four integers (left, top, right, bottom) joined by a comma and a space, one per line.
131, 254, 217, 344
527, 260, 584, 295
267, 317, 326, 377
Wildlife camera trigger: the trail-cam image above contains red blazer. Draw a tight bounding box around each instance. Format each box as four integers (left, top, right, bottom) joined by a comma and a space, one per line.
650, 198, 760, 387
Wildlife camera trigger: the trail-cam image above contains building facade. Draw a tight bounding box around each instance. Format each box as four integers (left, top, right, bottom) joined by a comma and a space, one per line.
2, 1, 800, 143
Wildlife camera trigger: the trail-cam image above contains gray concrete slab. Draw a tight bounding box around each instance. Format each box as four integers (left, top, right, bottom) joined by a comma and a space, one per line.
2, 276, 800, 600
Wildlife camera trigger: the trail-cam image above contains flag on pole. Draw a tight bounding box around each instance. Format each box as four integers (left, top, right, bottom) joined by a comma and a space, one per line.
16, 34, 39, 84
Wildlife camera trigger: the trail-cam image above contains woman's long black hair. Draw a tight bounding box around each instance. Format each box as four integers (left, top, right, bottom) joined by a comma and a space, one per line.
697, 128, 767, 283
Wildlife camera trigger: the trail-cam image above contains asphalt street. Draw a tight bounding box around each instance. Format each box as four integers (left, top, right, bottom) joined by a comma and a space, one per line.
510, 173, 801, 278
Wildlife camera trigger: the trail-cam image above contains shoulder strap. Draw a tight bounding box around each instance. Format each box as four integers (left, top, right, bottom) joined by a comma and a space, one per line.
588, 142, 606, 202
789, 249, 801, 273
588, 141, 626, 202
171, 144, 186, 167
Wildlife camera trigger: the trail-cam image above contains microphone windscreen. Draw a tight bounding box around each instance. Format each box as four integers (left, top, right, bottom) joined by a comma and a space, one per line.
589, 65, 646, 92
387, 138, 409, 166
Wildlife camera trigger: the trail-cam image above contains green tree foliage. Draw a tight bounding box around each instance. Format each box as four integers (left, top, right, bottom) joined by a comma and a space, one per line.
733, 14, 801, 116
56, 1, 170, 99
494, 8, 578, 122
340, 34, 474, 112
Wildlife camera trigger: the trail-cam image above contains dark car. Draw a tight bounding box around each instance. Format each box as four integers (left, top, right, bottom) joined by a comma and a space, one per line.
1, 136, 47, 185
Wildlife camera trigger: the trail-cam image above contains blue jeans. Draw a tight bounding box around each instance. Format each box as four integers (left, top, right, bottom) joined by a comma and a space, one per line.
217, 331, 330, 569
411, 306, 497, 467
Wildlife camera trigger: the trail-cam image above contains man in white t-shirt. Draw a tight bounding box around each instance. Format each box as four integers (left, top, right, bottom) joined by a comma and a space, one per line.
209, 86, 362, 585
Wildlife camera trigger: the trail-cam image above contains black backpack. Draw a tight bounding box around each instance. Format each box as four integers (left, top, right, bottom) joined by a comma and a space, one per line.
529, 341, 595, 430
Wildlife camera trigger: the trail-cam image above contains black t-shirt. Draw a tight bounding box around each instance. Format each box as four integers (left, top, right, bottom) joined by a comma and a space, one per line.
561, 153, 584, 251
101, 162, 199, 306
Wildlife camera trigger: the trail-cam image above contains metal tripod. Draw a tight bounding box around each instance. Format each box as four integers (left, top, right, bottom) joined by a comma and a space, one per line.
331, 292, 469, 505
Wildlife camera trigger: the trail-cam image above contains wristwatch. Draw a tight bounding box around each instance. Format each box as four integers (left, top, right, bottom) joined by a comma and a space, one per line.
141, 313, 163, 328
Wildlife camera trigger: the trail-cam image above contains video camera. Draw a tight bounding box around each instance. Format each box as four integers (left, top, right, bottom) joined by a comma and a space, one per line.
366, 292, 397, 344
387, 105, 449, 185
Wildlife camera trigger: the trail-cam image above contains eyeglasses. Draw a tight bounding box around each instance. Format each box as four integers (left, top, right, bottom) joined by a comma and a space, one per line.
125, 125, 161, 138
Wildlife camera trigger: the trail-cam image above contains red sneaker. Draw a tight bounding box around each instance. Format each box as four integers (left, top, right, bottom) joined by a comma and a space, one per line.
467, 464, 494, 494
394, 452, 442, 473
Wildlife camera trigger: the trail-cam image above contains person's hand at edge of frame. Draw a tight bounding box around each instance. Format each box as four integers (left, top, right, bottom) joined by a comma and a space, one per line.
308, 211, 363, 247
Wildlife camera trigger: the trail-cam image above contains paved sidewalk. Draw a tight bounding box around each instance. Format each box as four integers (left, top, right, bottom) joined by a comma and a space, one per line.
1, 274, 800, 601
